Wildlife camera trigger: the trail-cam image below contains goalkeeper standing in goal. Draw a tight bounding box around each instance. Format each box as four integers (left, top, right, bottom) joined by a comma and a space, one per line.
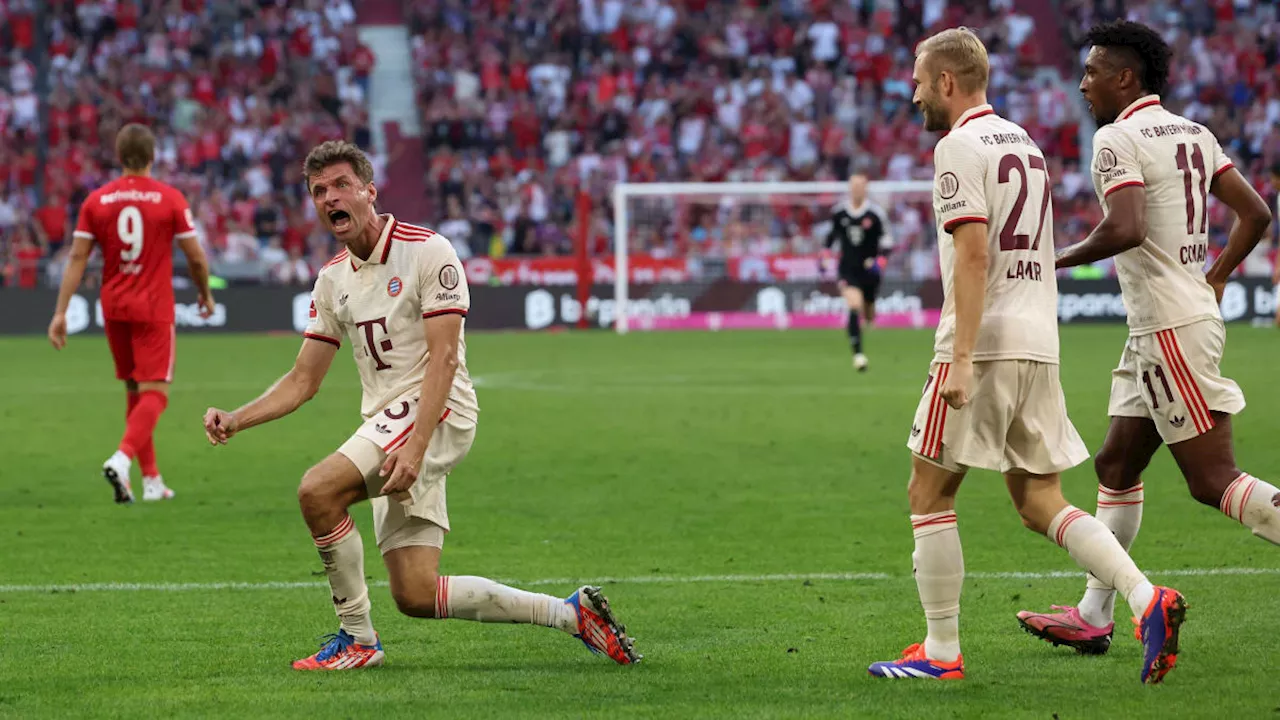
826, 174, 890, 371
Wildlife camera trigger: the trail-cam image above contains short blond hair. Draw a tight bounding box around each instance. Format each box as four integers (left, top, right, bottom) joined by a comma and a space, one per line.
917, 28, 989, 94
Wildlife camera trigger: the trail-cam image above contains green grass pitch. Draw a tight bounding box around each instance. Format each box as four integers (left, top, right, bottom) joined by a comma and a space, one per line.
1, 325, 1277, 718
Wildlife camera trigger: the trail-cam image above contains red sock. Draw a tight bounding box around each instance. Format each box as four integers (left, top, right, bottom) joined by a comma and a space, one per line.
138, 437, 159, 477
119, 391, 168, 459
125, 391, 159, 474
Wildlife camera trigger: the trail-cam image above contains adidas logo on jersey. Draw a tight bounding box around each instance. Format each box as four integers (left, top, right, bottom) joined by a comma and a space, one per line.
1170, 415, 1186, 428
911, 424, 922, 437
375, 423, 391, 434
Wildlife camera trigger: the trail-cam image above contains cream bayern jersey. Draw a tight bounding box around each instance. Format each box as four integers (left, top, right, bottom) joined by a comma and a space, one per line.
304, 215, 479, 420
931, 104, 1060, 364
1090, 95, 1232, 336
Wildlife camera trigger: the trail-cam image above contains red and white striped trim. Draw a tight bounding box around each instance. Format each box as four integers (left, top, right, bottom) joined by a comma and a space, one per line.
1104, 180, 1145, 197
435, 576, 451, 618
943, 216, 987, 233
174, 230, 199, 240
304, 332, 341, 348
393, 223, 437, 242
320, 250, 350, 271
73, 230, 95, 240
382, 409, 452, 453
1096, 483, 1144, 507
1053, 508, 1090, 547
1155, 329, 1214, 435
1212, 163, 1234, 180
911, 511, 957, 530
920, 364, 951, 460
1219, 472, 1254, 521
314, 514, 355, 547
1119, 98, 1161, 121
957, 107, 994, 127
423, 308, 467, 319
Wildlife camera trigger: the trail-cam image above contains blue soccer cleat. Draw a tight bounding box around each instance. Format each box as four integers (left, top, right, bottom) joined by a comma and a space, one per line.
868, 642, 965, 680
1136, 586, 1187, 684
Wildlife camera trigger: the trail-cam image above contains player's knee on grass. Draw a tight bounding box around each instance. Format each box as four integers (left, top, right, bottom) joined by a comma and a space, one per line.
384, 544, 442, 618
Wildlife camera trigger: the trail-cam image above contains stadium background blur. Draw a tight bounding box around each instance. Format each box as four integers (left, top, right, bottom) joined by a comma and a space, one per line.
2, 0, 1280, 290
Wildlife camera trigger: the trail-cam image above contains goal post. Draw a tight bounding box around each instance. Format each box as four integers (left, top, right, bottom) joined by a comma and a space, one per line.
612, 180, 935, 334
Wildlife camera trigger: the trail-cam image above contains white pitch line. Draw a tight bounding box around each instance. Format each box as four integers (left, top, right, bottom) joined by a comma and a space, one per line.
2, 567, 1277, 595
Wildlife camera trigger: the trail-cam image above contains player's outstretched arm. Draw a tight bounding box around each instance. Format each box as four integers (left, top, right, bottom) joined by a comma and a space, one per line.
177, 234, 215, 317
203, 338, 338, 445
1205, 167, 1273, 298
940, 221, 988, 410
48, 235, 95, 350
379, 313, 463, 495
1055, 186, 1146, 269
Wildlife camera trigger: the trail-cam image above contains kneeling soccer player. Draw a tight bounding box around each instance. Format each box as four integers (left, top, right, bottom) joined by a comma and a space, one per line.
203, 141, 639, 669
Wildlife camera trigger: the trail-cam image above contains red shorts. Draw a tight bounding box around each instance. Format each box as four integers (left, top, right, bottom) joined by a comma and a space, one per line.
104, 320, 176, 383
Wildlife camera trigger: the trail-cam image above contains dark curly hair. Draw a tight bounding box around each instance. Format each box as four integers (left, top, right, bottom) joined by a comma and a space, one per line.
1084, 20, 1171, 97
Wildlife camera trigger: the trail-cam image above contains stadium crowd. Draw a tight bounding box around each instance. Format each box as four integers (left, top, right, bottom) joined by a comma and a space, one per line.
2, 0, 1279, 287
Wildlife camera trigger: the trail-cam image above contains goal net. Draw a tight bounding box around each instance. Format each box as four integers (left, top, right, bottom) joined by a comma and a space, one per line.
611, 181, 937, 333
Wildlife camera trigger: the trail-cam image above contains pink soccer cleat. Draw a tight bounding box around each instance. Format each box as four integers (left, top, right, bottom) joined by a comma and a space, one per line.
567, 586, 641, 665
291, 629, 384, 670
1016, 605, 1114, 655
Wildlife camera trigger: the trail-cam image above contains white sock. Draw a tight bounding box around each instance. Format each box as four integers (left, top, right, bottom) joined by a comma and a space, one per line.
1220, 473, 1280, 545
314, 515, 377, 646
1078, 483, 1144, 627
1048, 506, 1154, 620
911, 511, 963, 663
436, 576, 578, 634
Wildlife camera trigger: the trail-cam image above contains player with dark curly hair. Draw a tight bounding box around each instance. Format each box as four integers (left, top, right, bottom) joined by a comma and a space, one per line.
1017, 20, 1278, 678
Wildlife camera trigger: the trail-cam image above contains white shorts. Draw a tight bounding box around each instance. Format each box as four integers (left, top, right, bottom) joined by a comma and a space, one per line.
1108, 318, 1245, 444
337, 392, 477, 554
906, 359, 1089, 475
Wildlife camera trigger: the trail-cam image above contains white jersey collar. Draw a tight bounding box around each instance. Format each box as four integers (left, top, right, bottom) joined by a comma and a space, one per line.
952, 104, 994, 130
1118, 95, 1162, 121
349, 214, 397, 270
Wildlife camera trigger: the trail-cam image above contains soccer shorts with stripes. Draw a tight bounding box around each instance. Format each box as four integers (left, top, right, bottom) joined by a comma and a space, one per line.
1108, 317, 1245, 444
907, 359, 1089, 475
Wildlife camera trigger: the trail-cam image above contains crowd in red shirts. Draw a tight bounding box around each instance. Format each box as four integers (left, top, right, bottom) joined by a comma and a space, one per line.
2, 0, 1279, 287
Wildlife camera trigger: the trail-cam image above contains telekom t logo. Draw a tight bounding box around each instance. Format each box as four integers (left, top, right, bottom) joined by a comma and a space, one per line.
355, 317, 393, 370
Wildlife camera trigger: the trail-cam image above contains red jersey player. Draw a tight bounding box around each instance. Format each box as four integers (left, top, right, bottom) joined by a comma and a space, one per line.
48, 123, 214, 504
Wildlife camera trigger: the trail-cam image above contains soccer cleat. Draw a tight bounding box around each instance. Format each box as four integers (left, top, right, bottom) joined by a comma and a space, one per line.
1015, 605, 1113, 655
142, 476, 175, 501
868, 643, 965, 680
1136, 586, 1187, 684
567, 586, 641, 665
102, 451, 133, 504
854, 353, 869, 372
292, 629, 384, 671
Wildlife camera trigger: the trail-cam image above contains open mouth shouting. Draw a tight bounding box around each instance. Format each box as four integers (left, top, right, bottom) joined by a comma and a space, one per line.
328, 209, 353, 233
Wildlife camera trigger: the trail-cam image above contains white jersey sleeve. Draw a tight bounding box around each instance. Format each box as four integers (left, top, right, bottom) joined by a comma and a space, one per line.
933, 138, 989, 234
304, 272, 343, 348
1090, 125, 1144, 199
419, 242, 469, 319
